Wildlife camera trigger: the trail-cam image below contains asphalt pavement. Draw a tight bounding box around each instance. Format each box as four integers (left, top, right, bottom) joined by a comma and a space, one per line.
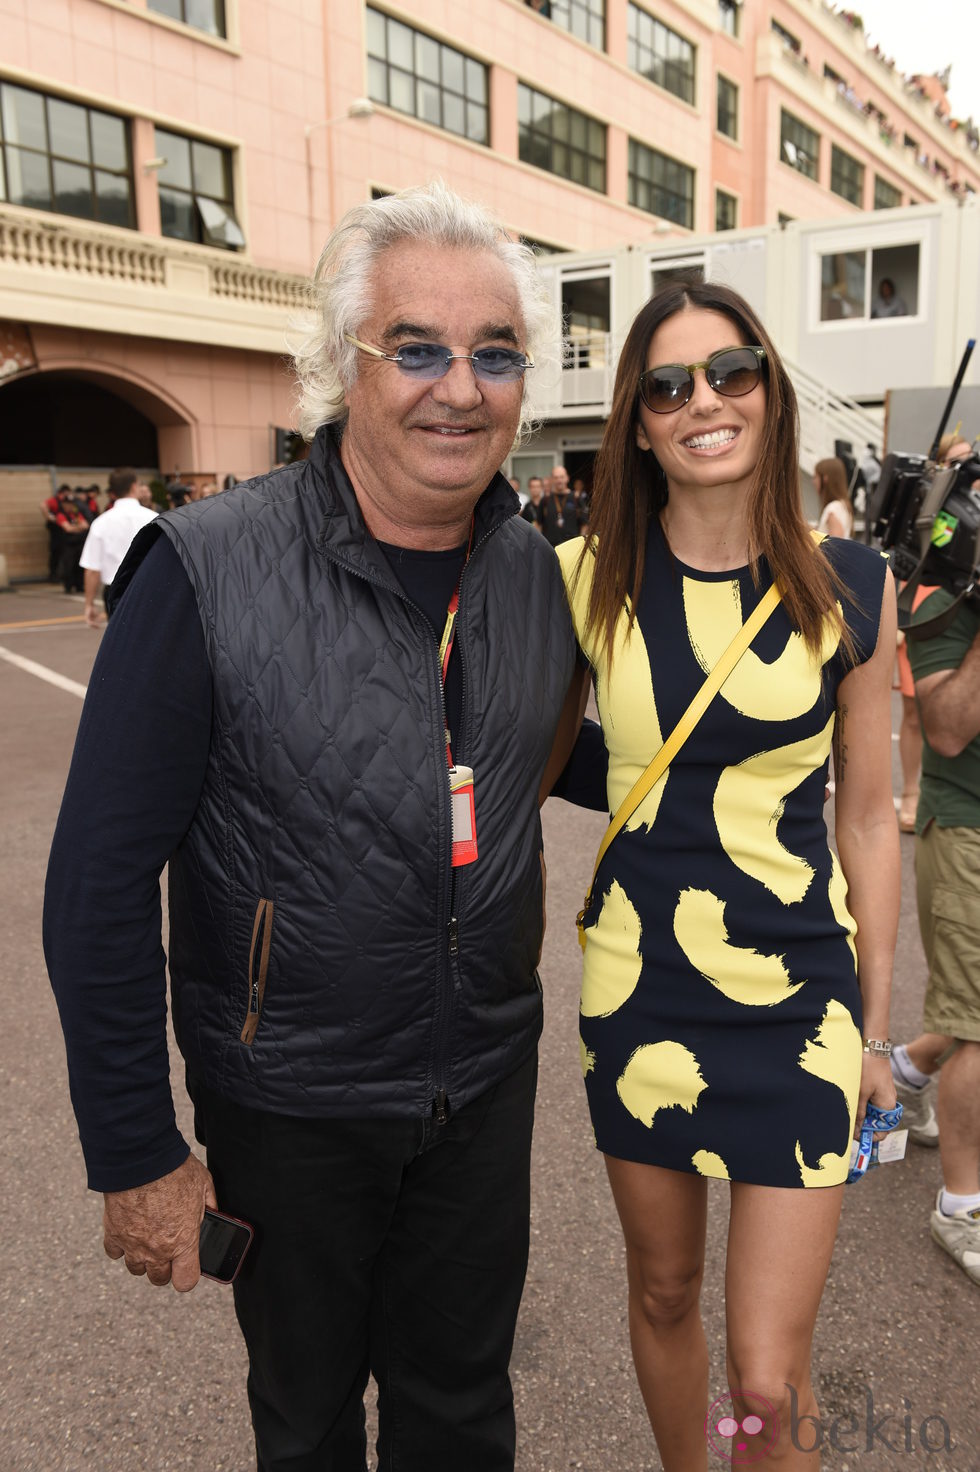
1, 581, 977, 1472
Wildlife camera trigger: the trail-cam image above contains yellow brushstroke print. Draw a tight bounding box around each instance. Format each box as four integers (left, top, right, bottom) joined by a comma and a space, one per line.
797, 998, 862, 1112
682, 577, 840, 723
673, 887, 805, 1006
581, 879, 643, 1018
617, 1040, 707, 1128
693, 1149, 730, 1179
713, 715, 836, 905
556, 538, 666, 830
794, 1141, 850, 1187
794, 998, 862, 1185
827, 852, 858, 970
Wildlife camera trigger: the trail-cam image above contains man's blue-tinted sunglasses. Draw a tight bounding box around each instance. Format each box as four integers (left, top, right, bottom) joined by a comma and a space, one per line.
344, 334, 533, 382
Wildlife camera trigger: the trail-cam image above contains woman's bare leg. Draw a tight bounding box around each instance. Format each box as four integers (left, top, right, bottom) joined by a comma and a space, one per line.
724, 1182, 844, 1468
604, 1157, 709, 1472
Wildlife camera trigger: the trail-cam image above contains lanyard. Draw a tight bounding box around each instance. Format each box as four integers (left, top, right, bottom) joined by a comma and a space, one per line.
436, 518, 474, 768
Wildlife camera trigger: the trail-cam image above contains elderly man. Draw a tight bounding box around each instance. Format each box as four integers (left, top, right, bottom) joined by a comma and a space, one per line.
45, 184, 576, 1470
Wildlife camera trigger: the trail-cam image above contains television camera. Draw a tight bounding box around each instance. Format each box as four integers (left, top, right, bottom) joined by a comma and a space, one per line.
866, 339, 980, 638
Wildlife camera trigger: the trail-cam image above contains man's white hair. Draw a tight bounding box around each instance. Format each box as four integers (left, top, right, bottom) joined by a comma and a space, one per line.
291, 181, 559, 442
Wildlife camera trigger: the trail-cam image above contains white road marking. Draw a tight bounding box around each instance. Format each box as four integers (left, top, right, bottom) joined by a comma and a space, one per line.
0, 644, 87, 699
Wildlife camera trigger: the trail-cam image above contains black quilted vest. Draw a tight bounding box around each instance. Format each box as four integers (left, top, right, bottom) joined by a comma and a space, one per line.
120, 427, 575, 1119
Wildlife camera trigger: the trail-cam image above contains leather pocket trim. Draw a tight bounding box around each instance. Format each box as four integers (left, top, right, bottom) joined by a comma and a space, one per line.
240, 897, 274, 1046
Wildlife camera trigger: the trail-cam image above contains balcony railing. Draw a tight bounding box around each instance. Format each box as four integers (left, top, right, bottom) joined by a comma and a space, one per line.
0, 204, 309, 352
0, 209, 167, 286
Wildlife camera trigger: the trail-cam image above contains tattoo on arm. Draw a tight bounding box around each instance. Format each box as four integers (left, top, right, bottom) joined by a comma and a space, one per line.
833, 702, 848, 784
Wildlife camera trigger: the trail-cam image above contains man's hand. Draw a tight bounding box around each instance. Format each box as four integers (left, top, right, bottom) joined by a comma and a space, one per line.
84, 604, 104, 629
103, 1153, 217, 1292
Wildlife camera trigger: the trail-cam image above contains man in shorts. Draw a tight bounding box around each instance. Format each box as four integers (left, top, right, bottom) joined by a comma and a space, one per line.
893, 585, 980, 1286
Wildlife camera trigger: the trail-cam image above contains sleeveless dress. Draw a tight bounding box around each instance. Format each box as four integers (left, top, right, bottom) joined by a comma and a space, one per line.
556, 525, 888, 1188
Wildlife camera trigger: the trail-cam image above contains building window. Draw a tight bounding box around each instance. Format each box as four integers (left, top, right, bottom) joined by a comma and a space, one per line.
155, 128, 244, 248
771, 19, 801, 55
716, 74, 738, 139
0, 82, 133, 228
874, 175, 902, 210
561, 271, 611, 373
650, 254, 704, 294
830, 144, 864, 205
366, 8, 488, 145
628, 138, 694, 228
549, 0, 605, 50
518, 85, 606, 193
146, 0, 226, 37
718, 0, 739, 38
627, 4, 696, 105
715, 188, 737, 231
780, 109, 818, 180
820, 243, 919, 321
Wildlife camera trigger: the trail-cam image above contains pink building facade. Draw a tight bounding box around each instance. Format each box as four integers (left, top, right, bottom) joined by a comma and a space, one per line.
1, 0, 977, 575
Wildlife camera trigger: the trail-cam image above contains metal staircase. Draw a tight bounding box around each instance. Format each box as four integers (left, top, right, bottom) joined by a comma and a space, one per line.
787, 357, 884, 474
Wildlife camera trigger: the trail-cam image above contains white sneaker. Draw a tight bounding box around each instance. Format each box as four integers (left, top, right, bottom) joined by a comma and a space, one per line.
931, 1191, 980, 1285
893, 1077, 939, 1146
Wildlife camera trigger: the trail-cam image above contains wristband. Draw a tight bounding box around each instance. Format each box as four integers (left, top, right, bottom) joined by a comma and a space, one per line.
862, 1038, 892, 1056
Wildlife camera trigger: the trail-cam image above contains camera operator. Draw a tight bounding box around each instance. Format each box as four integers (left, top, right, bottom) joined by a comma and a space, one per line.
893, 576, 980, 1287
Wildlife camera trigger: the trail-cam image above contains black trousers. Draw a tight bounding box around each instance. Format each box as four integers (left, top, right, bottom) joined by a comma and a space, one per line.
189, 1054, 537, 1472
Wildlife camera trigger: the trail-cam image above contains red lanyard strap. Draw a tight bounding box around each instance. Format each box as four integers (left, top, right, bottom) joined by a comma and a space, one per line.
436, 517, 474, 767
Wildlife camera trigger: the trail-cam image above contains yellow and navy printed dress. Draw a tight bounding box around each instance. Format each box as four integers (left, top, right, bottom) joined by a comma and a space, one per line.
557, 525, 888, 1189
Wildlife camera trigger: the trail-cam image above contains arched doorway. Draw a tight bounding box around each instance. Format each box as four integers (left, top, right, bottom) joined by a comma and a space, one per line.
0, 372, 160, 465
0, 366, 193, 580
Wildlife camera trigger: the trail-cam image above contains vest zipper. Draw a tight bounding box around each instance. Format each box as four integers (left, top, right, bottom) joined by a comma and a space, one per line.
319, 513, 509, 1119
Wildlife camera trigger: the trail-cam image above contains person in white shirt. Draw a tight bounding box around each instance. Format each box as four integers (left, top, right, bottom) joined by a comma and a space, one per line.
813, 456, 854, 539
80, 468, 158, 627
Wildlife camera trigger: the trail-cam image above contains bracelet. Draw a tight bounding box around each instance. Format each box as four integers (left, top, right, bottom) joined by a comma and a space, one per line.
863, 1038, 892, 1056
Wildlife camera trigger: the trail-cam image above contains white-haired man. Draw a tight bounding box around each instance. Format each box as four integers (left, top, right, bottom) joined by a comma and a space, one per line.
45, 184, 578, 1470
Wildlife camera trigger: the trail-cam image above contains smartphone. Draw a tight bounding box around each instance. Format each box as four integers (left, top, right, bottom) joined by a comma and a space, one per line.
199, 1207, 254, 1283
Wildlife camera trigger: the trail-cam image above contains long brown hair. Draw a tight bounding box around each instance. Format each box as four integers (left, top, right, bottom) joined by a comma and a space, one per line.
814, 456, 850, 509
579, 280, 852, 667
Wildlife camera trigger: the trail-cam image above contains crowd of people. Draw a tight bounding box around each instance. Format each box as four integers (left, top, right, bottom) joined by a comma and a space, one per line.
513, 463, 591, 545
40, 483, 108, 592
42, 183, 978, 1472
40, 474, 229, 601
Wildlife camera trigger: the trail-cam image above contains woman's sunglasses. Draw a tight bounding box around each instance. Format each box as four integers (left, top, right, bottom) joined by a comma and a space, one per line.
344, 334, 533, 382
638, 345, 767, 414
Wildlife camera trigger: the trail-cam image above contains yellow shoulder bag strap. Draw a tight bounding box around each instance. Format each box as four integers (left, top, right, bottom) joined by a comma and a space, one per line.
576, 577, 784, 949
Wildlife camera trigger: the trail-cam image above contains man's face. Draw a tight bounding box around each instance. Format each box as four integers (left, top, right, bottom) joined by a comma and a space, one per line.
552, 465, 569, 495
528, 477, 543, 504
342, 241, 527, 522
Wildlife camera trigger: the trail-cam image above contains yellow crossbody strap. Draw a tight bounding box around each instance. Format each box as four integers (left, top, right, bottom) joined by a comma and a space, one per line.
576, 577, 784, 947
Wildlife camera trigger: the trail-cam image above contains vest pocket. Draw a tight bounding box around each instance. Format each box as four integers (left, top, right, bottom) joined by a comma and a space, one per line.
240, 898, 274, 1046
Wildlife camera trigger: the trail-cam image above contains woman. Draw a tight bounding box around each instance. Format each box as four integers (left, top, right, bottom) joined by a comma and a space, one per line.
552, 282, 899, 1469
813, 456, 853, 539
